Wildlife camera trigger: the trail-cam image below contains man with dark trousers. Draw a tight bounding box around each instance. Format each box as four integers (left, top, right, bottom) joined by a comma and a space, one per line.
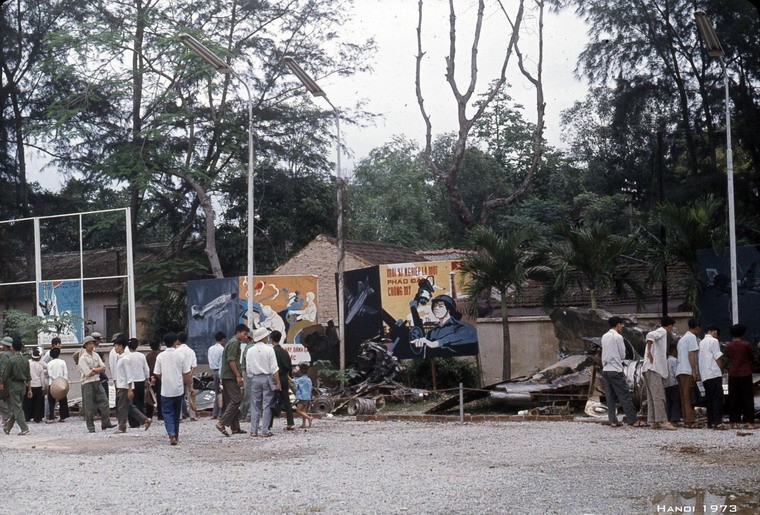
215, 324, 250, 437
268, 330, 295, 431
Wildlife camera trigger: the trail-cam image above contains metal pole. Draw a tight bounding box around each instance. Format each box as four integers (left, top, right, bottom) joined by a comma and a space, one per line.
722, 57, 738, 324
332, 103, 346, 380
459, 382, 464, 423
33, 218, 42, 318
125, 207, 137, 337
241, 80, 255, 328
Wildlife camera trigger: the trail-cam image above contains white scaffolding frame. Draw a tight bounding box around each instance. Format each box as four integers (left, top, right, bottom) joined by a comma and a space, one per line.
0, 208, 136, 340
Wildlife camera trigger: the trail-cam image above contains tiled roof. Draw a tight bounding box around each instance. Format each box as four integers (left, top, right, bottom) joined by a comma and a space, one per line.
317, 235, 422, 266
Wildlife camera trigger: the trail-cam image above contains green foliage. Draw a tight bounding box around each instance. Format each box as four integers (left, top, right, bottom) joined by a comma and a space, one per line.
400, 358, 479, 391
312, 360, 359, 388
3, 309, 85, 346
544, 221, 645, 309
348, 137, 445, 249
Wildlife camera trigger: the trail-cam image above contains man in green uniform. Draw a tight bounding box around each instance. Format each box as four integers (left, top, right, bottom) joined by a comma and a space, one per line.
0, 336, 13, 424
2, 339, 32, 435
215, 323, 249, 436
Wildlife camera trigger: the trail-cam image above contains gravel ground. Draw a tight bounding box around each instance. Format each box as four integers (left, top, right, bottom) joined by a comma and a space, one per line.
2, 415, 759, 514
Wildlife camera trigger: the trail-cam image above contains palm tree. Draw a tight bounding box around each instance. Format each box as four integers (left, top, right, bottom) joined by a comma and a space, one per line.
545, 221, 645, 310
458, 225, 548, 380
648, 195, 725, 313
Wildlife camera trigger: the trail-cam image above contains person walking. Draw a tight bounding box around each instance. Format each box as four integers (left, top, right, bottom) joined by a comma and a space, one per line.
215, 324, 250, 437
245, 327, 281, 437
698, 325, 726, 429
268, 330, 295, 432
0, 337, 13, 425
113, 338, 151, 434
207, 331, 225, 420
145, 338, 163, 420
153, 332, 191, 446
78, 336, 114, 433
600, 316, 640, 427
293, 364, 313, 429
176, 332, 197, 421
2, 339, 32, 436
642, 317, 678, 430
126, 338, 149, 427
725, 324, 757, 429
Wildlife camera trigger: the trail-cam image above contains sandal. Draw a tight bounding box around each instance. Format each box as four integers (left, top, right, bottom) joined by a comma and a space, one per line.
630, 420, 648, 428
215, 424, 230, 437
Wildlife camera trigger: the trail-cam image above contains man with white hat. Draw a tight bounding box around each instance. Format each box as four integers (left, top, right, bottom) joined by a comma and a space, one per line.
245, 327, 281, 437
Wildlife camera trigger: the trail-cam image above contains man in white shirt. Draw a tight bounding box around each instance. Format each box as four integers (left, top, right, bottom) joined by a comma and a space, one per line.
112, 336, 151, 433
642, 316, 678, 430
245, 327, 281, 437
698, 325, 725, 429
46, 347, 69, 422
207, 331, 226, 420
600, 316, 639, 426
153, 332, 191, 446
126, 338, 150, 427
675, 318, 701, 427
177, 332, 198, 421
42, 337, 62, 420
78, 336, 114, 433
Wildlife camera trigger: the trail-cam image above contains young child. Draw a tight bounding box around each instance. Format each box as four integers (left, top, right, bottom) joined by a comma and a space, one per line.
665, 343, 682, 425
292, 364, 313, 429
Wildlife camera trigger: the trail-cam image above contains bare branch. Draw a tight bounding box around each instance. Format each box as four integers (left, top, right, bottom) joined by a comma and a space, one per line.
415, 0, 440, 178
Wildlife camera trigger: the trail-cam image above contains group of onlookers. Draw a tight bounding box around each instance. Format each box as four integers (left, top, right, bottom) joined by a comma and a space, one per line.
601, 316, 757, 430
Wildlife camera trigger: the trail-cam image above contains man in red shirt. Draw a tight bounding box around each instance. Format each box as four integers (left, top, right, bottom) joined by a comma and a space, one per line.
725, 324, 757, 429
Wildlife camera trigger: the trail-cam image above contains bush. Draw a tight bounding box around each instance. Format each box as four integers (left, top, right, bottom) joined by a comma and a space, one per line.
399, 357, 480, 391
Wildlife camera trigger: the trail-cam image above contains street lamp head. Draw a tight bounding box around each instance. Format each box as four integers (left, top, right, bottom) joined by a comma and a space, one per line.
694, 11, 725, 58
179, 33, 234, 74
281, 55, 326, 97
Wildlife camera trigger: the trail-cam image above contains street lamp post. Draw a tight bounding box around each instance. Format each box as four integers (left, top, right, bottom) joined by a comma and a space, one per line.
179, 33, 256, 327
694, 11, 738, 324
281, 56, 346, 378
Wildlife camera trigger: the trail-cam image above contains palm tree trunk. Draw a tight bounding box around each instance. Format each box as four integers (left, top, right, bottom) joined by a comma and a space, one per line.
501, 287, 511, 380
590, 289, 597, 310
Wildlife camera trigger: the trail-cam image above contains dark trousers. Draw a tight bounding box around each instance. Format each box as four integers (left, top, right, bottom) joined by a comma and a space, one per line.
602, 371, 638, 425
23, 386, 45, 423
219, 378, 242, 431
211, 370, 221, 418
161, 395, 183, 438
728, 375, 755, 424
47, 393, 70, 420
269, 376, 294, 429
128, 381, 146, 427
145, 379, 162, 420
116, 388, 148, 431
665, 384, 682, 422
703, 376, 725, 427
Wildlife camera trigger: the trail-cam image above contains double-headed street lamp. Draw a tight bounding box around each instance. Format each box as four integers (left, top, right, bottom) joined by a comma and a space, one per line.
694, 11, 738, 324
179, 33, 256, 326
281, 56, 346, 378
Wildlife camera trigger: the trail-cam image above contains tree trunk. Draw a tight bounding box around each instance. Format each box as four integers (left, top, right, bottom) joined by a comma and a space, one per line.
501, 287, 511, 380
590, 289, 597, 310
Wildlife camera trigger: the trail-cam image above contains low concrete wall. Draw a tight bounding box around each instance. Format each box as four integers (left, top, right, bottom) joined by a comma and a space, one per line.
476, 312, 693, 385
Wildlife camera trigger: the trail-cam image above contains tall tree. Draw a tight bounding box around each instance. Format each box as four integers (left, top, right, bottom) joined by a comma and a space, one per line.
415, 0, 546, 228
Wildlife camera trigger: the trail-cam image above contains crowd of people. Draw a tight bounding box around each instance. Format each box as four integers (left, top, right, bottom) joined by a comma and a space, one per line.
0, 325, 313, 445
601, 316, 758, 430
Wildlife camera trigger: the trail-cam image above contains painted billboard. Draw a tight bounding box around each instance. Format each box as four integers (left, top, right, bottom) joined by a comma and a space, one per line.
187, 275, 318, 365
37, 279, 84, 345
344, 260, 478, 361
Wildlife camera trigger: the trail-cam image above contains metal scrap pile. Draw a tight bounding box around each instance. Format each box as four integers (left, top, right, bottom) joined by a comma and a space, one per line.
328, 338, 428, 415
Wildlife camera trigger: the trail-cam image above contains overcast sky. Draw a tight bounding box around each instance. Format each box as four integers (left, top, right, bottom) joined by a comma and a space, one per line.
329, 0, 590, 170
29, 0, 589, 189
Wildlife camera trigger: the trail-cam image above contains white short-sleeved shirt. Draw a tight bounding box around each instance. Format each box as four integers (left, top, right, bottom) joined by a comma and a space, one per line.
47, 358, 68, 383
245, 343, 279, 377
676, 332, 699, 376
207, 343, 224, 371
698, 334, 723, 381
178, 344, 198, 370
643, 327, 669, 378
154, 347, 191, 398
601, 329, 626, 373
128, 351, 150, 383
665, 356, 678, 387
